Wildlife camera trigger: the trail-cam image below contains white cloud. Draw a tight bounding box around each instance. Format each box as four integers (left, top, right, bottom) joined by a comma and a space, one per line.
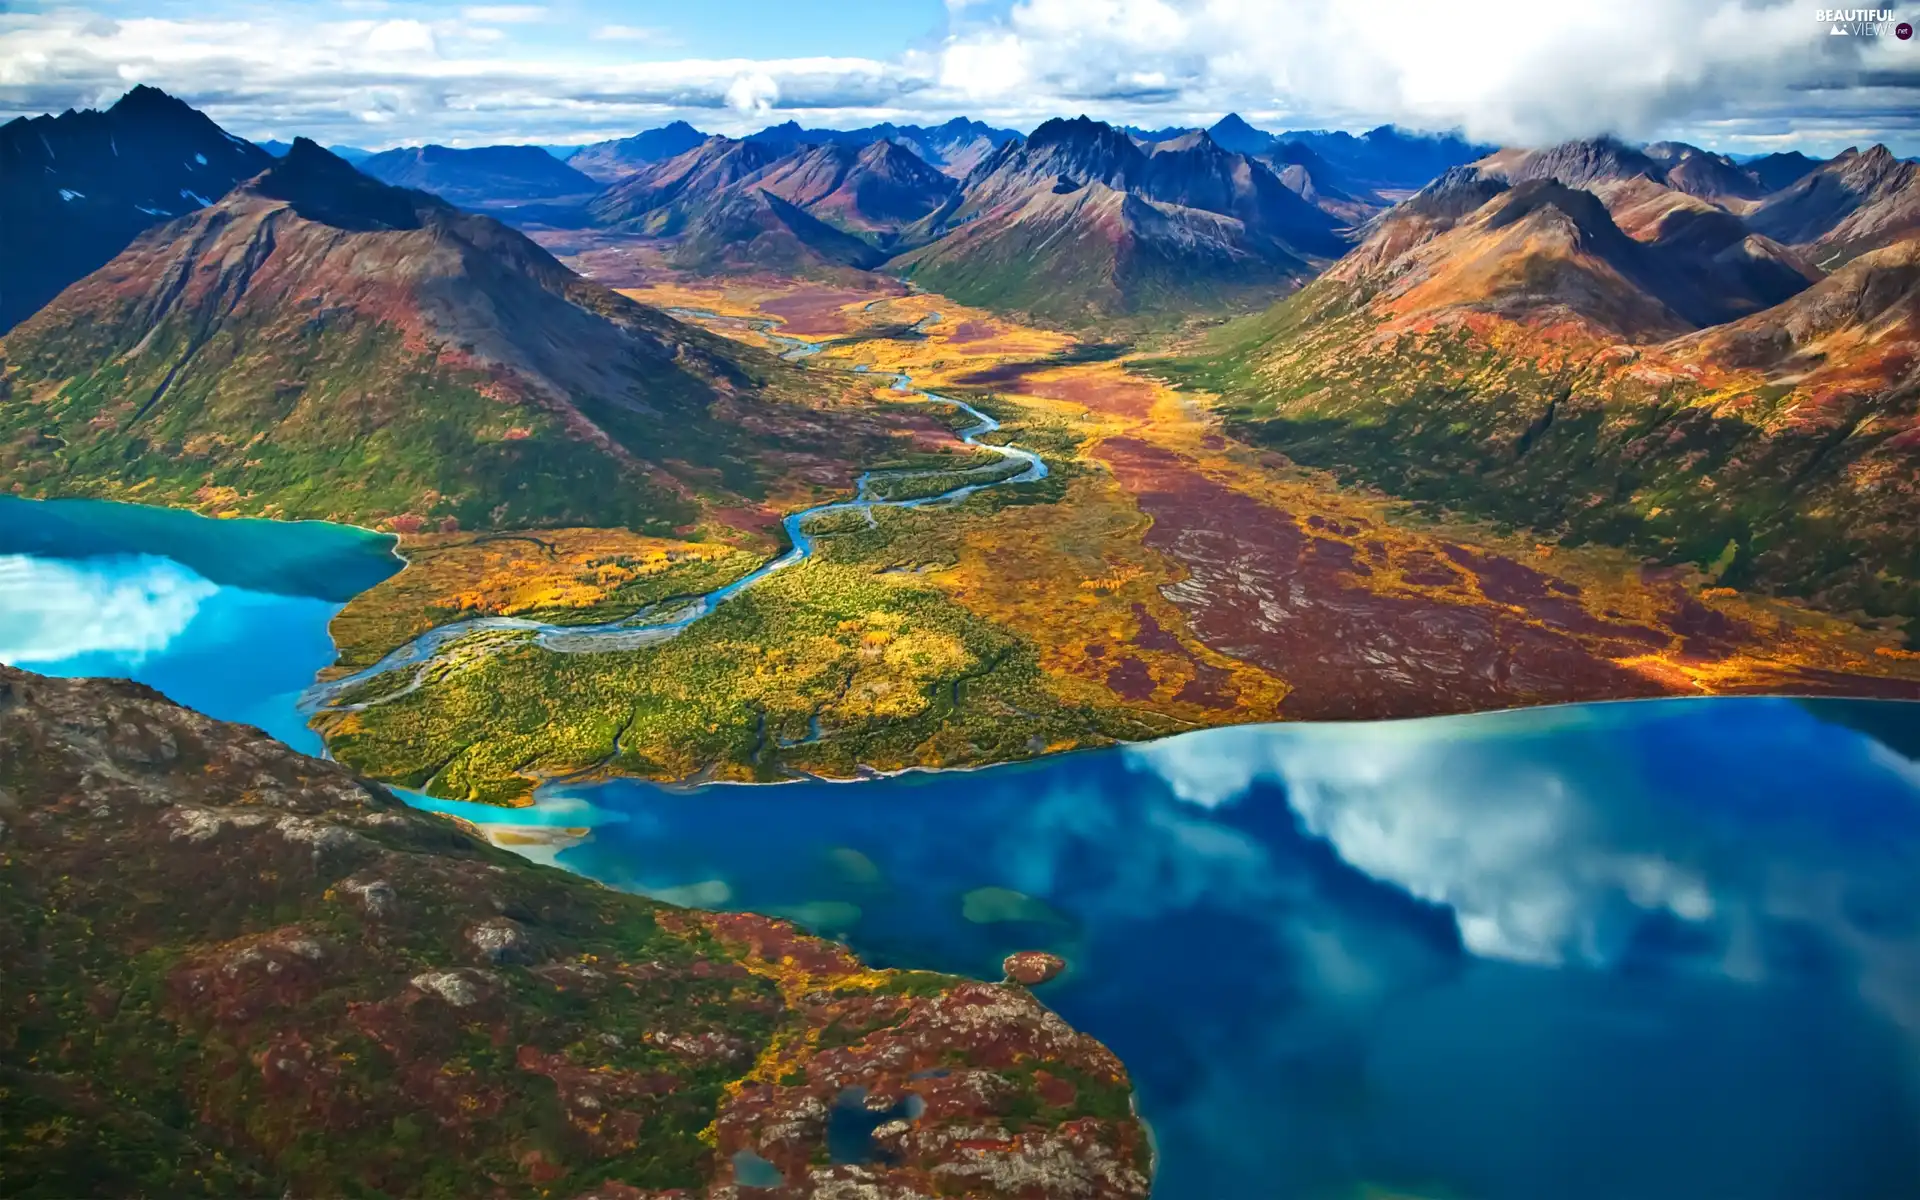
0, 1, 1910, 152
0, 554, 216, 666
724, 70, 779, 115
363, 18, 436, 56
460, 5, 547, 22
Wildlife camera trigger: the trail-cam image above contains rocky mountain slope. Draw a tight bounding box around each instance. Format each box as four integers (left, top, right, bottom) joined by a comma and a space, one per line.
0, 664, 1150, 1198
357, 143, 600, 207
588, 135, 957, 244
752, 139, 959, 235
0, 139, 907, 533
0, 85, 273, 333
1330, 165, 1816, 332
585, 136, 781, 230
1259, 140, 1389, 223
1748, 145, 1920, 263
892, 117, 1349, 324
666, 189, 891, 276
1644, 141, 1767, 203
583, 134, 953, 276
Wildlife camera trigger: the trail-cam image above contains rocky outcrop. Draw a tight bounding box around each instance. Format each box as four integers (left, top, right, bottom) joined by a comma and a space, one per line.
1003, 951, 1067, 986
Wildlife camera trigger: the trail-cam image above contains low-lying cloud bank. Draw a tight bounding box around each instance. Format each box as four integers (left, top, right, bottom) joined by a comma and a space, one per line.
1, 0, 1914, 154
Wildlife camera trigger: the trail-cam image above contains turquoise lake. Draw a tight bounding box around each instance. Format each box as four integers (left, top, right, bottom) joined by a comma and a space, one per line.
4, 495, 1919, 1199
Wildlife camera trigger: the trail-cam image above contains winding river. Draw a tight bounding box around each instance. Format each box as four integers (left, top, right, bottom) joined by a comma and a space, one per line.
300, 309, 1044, 714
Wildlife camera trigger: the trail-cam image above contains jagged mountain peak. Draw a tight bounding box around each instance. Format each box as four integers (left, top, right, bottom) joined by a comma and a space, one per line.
1841, 143, 1902, 176
1497, 135, 1666, 190
1028, 115, 1137, 154
247, 137, 430, 231
0, 85, 275, 332
107, 83, 199, 120
1207, 112, 1275, 154
1403, 165, 1511, 220
1211, 113, 1265, 138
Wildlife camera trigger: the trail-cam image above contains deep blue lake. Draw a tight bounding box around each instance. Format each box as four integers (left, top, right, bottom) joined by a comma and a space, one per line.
5, 496, 1919, 1199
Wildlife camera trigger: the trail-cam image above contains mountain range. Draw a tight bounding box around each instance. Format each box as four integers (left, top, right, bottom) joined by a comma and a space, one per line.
744, 116, 1025, 177
892, 117, 1352, 322
12, 92, 1902, 336
1171, 130, 1920, 636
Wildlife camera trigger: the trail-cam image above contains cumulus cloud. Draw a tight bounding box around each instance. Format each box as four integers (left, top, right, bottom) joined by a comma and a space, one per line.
0, 554, 216, 666
724, 70, 779, 115
0, 1, 1909, 154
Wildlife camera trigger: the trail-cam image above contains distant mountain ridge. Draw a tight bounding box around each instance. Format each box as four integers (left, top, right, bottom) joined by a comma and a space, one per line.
1748, 145, 1920, 262
357, 143, 599, 207
747, 116, 1024, 177
567, 120, 709, 182
583, 133, 960, 277
0, 85, 274, 331
258, 138, 373, 162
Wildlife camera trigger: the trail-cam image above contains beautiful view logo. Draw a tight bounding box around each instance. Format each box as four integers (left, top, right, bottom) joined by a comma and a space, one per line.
1819, 7, 1902, 33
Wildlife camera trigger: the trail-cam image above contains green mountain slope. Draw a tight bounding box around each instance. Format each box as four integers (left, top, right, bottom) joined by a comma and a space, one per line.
1160, 177, 1920, 640
0, 140, 903, 535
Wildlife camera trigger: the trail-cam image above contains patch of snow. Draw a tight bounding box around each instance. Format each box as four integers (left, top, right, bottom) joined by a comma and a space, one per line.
110, 136, 118, 157
135, 204, 172, 217
193, 151, 207, 165
179, 188, 212, 207
57, 188, 85, 202
39, 132, 53, 161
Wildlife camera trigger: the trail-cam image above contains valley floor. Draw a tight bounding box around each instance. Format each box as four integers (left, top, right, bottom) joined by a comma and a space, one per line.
313, 266, 1920, 804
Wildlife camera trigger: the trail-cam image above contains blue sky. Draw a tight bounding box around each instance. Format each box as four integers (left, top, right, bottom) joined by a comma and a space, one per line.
1, 0, 1915, 155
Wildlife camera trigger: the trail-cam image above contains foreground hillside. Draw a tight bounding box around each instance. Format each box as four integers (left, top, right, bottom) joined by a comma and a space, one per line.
0, 140, 952, 536
0, 665, 1150, 1198
1166, 150, 1920, 642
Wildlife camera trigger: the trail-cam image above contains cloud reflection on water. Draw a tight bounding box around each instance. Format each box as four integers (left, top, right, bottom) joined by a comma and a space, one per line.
0, 553, 216, 666
1123, 702, 1920, 1033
